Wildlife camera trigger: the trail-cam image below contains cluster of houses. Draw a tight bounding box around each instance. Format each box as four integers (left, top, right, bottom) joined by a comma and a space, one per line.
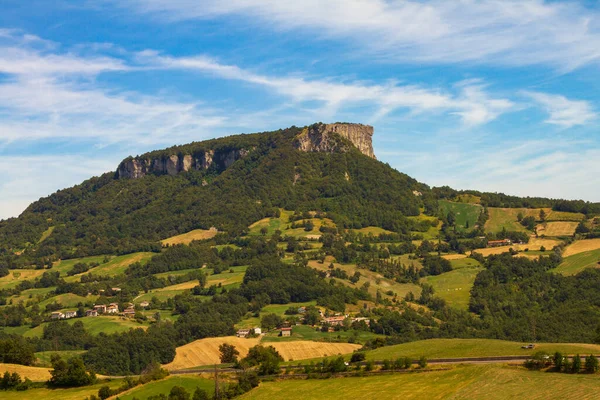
51, 300, 151, 320
235, 312, 371, 337
50, 310, 78, 320
236, 327, 262, 338
86, 303, 137, 318
487, 239, 513, 248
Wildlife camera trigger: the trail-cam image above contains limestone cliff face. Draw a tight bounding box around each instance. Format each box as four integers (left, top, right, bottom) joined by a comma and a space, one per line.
117, 122, 375, 179
294, 123, 375, 159
117, 148, 251, 179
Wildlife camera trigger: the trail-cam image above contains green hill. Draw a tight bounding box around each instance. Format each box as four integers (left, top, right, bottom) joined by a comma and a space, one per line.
0, 123, 433, 263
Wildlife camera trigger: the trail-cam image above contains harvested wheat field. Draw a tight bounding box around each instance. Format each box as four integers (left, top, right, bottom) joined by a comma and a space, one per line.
563, 239, 600, 257
442, 254, 467, 260
0, 363, 52, 381
269, 341, 361, 362
161, 228, 218, 246
537, 221, 578, 237
164, 336, 261, 370
156, 280, 201, 291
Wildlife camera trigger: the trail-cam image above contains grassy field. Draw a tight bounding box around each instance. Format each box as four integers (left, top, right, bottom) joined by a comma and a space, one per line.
362, 338, 600, 361
554, 248, 600, 276
261, 325, 382, 345
455, 194, 481, 204
0, 380, 122, 400
164, 335, 362, 370
248, 210, 294, 236
35, 350, 86, 367
563, 239, 600, 257
422, 259, 482, 309
239, 363, 600, 400
473, 238, 562, 257
164, 336, 262, 370
0, 363, 52, 381
307, 260, 421, 300
408, 214, 442, 240
9, 287, 55, 306
161, 228, 218, 246
484, 208, 548, 233
56, 252, 154, 280
0, 269, 47, 290
537, 221, 578, 237
138, 267, 247, 303
546, 210, 585, 221
118, 376, 214, 400
21, 316, 147, 338
268, 340, 361, 362
349, 227, 395, 236
38, 226, 55, 243
439, 200, 481, 231
248, 210, 335, 239
38, 293, 94, 310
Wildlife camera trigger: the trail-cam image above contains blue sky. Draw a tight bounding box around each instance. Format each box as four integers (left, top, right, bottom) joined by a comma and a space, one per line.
1, 0, 600, 219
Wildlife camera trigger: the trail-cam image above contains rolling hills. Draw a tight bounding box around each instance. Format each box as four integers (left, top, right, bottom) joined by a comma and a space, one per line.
2, 122, 600, 399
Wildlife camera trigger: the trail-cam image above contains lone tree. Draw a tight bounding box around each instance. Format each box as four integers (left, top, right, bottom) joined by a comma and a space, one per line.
585, 354, 599, 373
572, 354, 582, 373
219, 343, 240, 364
539, 209, 546, 222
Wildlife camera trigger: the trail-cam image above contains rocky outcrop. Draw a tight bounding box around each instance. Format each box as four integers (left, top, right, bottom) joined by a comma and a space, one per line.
117, 148, 252, 179
117, 122, 375, 179
294, 123, 375, 159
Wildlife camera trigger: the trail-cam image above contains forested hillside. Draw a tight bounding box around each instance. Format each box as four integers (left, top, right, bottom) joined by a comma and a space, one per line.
0, 124, 432, 265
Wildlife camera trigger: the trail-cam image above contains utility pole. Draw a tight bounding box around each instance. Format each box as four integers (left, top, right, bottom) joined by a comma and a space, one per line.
214, 364, 220, 400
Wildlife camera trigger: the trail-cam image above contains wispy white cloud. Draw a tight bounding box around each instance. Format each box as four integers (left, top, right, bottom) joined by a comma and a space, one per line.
116, 0, 600, 70
523, 91, 596, 127
141, 52, 515, 125
0, 155, 117, 220
384, 137, 600, 201
0, 31, 229, 146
